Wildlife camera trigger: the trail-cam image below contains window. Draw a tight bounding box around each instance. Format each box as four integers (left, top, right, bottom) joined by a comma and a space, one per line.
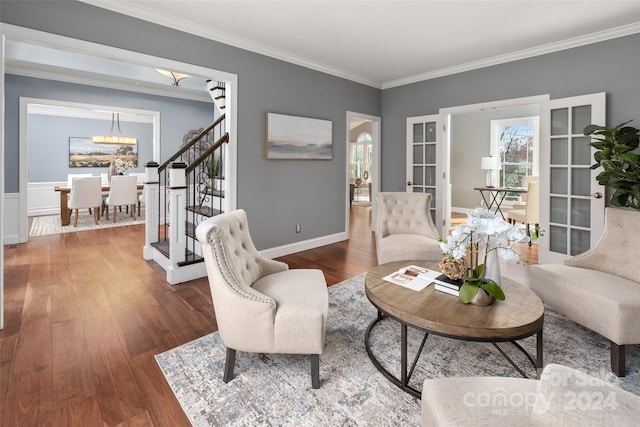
490, 117, 539, 202
351, 132, 373, 182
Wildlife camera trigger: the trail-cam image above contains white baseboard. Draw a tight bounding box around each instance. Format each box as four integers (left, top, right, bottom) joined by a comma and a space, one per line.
260, 231, 348, 259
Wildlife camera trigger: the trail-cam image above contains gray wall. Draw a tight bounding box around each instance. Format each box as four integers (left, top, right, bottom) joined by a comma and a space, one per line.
382, 33, 640, 192
2, 1, 381, 250
27, 114, 153, 182
5, 2, 640, 251
450, 104, 539, 209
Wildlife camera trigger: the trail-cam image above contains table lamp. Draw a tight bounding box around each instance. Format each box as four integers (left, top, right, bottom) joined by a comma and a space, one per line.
481, 156, 501, 188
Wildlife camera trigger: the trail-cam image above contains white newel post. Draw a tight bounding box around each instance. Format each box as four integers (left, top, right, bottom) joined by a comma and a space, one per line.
143, 161, 160, 260
169, 162, 187, 267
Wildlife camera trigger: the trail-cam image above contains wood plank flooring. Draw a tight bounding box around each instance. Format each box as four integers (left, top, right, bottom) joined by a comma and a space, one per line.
1, 206, 536, 425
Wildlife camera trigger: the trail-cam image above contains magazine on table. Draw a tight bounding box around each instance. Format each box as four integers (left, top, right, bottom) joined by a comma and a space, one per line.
383, 264, 460, 292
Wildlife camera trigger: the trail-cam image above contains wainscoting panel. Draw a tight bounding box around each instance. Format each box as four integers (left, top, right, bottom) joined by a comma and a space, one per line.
3, 193, 20, 244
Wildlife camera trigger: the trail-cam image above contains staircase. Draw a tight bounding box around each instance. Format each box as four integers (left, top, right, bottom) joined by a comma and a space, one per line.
142, 113, 229, 284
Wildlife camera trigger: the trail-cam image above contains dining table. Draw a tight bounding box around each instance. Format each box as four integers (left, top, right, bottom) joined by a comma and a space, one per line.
54, 184, 144, 226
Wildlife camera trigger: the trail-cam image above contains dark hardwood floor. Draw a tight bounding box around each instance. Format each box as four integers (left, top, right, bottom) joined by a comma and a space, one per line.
1, 205, 536, 425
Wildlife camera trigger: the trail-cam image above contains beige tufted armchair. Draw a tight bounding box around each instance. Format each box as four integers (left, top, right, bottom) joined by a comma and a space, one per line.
195, 209, 328, 388
530, 207, 640, 376
374, 192, 442, 265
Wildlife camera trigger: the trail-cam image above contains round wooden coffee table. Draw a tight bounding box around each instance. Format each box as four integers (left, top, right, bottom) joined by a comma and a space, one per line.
364, 260, 544, 398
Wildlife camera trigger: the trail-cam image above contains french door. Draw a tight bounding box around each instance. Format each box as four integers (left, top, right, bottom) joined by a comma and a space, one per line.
539, 93, 606, 264
406, 115, 445, 235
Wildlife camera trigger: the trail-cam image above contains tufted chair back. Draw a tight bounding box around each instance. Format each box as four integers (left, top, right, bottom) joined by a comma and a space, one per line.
195, 209, 289, 351
375, 192, 439, 239
565, 207, 640, 284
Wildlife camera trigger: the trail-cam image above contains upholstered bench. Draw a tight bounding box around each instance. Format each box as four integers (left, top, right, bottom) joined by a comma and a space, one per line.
422, 364, 640, 426
530, 207, 640, 376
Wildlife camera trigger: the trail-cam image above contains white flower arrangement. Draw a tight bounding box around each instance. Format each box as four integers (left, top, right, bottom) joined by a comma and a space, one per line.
114, 158, 135, 175
439, 207, 530, 303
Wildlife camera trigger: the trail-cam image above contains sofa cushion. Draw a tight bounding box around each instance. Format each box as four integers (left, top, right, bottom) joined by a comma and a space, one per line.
422, 376, 537, 426
532, 364, 640, 425
253, 269, 328, 354
530, 264, 640, 344
376, 234, 443, 264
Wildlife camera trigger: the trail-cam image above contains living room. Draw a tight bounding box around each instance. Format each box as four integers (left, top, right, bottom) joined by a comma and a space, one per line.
2, 1, 640, 425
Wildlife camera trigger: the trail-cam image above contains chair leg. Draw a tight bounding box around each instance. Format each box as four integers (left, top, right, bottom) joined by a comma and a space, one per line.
94, 206, 100, 224
113, 206, 117, 222
73, 209, 79, 227
311, 354, 320, 389
611, 342, 626, 377
526, 223, 532, 246
223, 347, 236, 383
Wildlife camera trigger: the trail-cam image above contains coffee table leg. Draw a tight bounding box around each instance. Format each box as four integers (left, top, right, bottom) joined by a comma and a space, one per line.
401, 324, 407, 386
537, 328, 544, 377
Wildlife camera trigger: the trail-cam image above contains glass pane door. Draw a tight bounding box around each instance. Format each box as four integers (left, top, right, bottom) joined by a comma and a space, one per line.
406, 115, 442, 230
539, 93, 606, 264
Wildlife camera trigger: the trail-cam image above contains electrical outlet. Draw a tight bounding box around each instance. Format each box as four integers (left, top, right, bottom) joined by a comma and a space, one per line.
296, 224, 301, 233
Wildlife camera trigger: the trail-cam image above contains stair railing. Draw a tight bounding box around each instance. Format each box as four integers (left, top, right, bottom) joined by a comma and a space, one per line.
150, 114, 227, 262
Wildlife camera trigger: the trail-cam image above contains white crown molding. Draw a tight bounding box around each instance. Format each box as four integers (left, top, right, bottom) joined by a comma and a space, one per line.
79, 0, 382, 88
66, 3, 640, 90
382, 22, 640, 89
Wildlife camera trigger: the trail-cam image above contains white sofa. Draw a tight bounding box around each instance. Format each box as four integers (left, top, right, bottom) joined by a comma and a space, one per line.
422, 364, 640, 426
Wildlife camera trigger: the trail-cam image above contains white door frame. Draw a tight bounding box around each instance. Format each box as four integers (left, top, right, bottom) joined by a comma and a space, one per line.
1, 23, 238, 244
1, 34, 5, 329
346, 111, 381, 233
439, 95, 550, 231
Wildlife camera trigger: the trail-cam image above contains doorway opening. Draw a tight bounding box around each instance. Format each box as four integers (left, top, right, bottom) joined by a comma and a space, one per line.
346, 112, 380, 235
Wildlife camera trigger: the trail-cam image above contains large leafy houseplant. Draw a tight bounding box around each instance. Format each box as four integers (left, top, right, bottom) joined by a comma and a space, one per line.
584, 121, 640, 211
439, 208, 530, 304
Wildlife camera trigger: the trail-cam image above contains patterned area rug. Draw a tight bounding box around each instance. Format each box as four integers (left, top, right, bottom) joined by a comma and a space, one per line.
29, 209, 144, 237
155, 274, 640, 426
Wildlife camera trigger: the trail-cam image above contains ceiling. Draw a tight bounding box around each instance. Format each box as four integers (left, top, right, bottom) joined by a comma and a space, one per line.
81, 0, 640, 88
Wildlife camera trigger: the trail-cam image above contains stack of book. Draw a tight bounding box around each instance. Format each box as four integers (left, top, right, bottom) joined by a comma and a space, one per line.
434, 274, 464, 297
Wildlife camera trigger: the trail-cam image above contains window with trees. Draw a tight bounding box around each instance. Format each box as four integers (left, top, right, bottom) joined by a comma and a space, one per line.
490, 117, 539, 202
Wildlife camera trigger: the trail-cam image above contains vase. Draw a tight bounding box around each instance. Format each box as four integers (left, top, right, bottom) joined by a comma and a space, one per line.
107, 162, 116, 183
470, 288, 495, 306
484, 249, 501, 286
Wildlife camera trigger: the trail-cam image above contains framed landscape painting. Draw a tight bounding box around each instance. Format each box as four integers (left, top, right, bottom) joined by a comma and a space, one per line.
69, 137, 138, 168
266, 113, 333, 159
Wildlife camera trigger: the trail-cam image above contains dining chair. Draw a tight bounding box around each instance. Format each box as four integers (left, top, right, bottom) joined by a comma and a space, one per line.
67, 176, 102, 226
105, 175, 138, 221
506, 180, 539, 246
129, 172, 146, 216
67, 173, 93, 187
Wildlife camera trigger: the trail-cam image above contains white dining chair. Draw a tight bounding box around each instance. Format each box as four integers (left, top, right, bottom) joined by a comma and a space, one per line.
67, 173, 93, 187
67, 176, 102, 226
105, 175, 138, 221
129, 172, 145, 216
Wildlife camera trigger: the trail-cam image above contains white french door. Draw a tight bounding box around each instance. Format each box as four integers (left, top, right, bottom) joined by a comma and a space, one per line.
539, 92, 606, 264
406, 115, 445, 235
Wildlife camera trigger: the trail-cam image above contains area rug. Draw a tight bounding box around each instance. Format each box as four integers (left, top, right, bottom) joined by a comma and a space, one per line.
29, 209, 145, 237
155, 274, 640, 426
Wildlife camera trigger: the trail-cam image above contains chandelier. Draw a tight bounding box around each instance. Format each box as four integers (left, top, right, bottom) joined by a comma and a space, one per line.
92, 113, 137, 145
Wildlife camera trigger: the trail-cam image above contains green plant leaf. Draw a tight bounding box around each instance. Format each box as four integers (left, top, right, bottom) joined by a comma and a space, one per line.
584, 124, 606, 135
480, 281, 506, 300
459, 282, 479, 304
